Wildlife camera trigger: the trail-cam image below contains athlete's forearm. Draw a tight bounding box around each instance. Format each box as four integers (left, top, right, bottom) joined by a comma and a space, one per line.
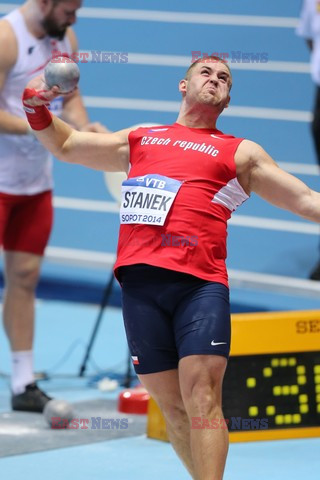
32, 114, 76, 162
0, 110, 31, 135
22, 86, 129, 171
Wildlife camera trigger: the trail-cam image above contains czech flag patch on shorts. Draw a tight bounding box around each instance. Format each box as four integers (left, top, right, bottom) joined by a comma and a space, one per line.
131, 356, 139, 365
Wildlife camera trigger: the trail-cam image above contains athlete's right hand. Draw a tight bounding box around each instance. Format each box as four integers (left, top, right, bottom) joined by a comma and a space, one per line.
22, 74, 61, 106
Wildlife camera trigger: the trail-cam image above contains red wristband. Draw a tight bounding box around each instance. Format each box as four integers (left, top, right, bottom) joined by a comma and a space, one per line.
22, 88, 53, 131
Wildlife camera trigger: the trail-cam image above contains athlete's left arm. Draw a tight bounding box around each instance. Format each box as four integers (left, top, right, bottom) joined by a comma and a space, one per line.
60, 28, 109, 133
235, 139, 320, 223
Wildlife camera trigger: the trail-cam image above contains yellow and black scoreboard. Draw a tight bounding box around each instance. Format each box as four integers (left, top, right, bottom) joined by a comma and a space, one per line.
147, 310, 320, 442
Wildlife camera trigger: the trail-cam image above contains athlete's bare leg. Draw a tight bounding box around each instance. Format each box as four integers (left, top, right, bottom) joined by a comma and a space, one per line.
179, 354, 228, 480
138, 369, 195, 478
3, 251, 42, 391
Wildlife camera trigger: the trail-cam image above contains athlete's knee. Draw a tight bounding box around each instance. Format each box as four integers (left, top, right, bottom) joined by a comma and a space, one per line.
181, 367, 224, 418
6, 258, 41, 290
186, 382, 223, 418
159, 399, 189, 433
147, 386, 186, 427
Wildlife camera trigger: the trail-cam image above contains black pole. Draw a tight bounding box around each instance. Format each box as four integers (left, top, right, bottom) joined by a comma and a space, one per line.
78, 270, 115, 377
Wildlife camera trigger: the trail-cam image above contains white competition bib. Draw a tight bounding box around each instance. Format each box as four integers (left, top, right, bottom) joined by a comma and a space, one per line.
120, 174, 182, 226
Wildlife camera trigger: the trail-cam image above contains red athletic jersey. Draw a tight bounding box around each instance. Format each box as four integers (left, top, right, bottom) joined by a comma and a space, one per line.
114, 123, 248, 287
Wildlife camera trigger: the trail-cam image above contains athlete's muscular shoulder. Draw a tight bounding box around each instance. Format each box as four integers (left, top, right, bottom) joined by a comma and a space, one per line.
234, 139, 278, 196
0, 19, 18, 89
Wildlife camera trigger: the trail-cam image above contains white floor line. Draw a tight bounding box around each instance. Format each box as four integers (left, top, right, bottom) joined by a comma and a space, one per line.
79, 51, 310, 75
53, 197, 319, 235
44, 246, 320, 298
45, 246, 116, 270
277, 162, 319, 176
53, 196, 119, 213
229, 215, 319, 235
0, 4, 299, 28
229, 269, 320, 299
78, 8, 299, 29
126, 53, 309, 74
83, 96, 312, 123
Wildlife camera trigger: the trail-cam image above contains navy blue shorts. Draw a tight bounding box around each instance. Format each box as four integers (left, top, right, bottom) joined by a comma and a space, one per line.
119, 264, 231, 375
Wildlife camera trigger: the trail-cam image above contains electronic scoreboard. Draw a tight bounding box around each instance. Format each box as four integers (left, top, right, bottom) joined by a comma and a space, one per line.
147, 310, 320, 442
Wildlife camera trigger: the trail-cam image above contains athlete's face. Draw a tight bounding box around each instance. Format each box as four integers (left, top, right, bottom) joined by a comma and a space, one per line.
180, 61, 231, 113
41, 0, 82, 40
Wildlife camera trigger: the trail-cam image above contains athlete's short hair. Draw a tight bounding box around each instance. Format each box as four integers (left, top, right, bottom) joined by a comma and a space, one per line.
185, 55, 232, 91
